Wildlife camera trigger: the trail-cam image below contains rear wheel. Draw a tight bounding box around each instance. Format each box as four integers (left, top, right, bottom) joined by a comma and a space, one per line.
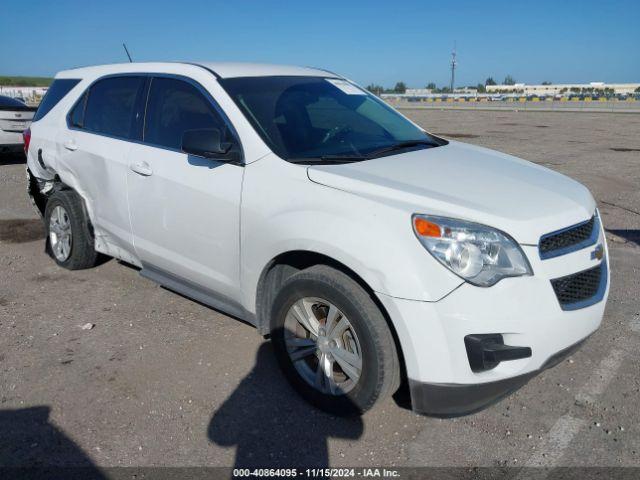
271, 265, 400, 415
44, 190, 98, 270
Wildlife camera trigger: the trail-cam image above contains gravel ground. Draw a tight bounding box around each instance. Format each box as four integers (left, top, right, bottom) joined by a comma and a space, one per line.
1, 110, 639, 472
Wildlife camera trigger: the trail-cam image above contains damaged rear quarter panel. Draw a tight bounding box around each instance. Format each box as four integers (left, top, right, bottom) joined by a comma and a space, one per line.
27, 119, 141, 266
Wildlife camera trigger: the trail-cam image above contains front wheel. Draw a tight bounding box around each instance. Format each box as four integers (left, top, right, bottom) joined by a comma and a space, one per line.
270, 265, 400, 415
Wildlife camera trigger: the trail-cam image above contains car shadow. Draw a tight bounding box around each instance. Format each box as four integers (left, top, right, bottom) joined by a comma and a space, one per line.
0, 406, 106, 479
0, 152, 26, 165
207, 342, 364, 468
0, 218, 45, 244
0, 217, 111, 267
607, 229, 640, 247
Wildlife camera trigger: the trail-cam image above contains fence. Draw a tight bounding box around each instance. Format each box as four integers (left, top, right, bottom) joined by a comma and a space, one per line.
388, 98, 640, 113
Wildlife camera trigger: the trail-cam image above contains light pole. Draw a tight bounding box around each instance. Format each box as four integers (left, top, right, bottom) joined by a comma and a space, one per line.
450, 43, 457, 92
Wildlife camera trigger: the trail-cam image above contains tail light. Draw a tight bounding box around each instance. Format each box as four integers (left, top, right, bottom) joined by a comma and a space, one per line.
23, 127, 31, 156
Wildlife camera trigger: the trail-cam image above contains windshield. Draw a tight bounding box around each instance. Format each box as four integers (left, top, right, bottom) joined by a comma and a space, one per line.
220, 76, 442, 162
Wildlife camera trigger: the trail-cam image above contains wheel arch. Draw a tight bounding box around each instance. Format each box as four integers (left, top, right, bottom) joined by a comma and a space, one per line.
254, 249, 408, 384
40, 181, 96, 253
27, 167, 73, 217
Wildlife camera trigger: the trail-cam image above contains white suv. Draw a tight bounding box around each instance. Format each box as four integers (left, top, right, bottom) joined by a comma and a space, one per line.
25, 62, 609, 416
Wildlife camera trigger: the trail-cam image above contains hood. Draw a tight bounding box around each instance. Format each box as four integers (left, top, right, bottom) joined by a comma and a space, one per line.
306, 141, 596, 245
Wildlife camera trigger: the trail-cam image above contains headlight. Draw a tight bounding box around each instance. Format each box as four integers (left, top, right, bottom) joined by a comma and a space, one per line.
412, 214, 532, 287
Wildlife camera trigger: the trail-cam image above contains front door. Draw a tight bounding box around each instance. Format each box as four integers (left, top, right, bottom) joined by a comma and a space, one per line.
126, 76, 243, 304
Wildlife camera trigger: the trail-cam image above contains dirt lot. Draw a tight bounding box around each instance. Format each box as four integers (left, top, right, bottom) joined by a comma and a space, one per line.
1, 110, 639, 472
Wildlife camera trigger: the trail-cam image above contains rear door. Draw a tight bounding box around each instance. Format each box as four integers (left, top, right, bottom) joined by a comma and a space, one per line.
57, 76, 147, 255
26, 78, 80, 180
126, 76, 244, 304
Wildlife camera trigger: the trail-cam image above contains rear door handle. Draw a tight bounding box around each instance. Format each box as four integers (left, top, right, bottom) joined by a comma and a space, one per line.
130, 161, 153, 176
64, 140, 78, 151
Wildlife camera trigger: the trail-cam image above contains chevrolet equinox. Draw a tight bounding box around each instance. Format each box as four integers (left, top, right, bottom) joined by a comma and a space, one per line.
24, 62, 609, 416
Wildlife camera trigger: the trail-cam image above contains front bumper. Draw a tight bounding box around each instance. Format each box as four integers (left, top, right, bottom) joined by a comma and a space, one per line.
376, 224, 609, 416
409, 337, 587, 416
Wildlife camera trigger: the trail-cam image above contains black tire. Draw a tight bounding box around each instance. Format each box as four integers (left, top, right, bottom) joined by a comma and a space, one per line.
44, 190, 98, 270
270, 265, 400, 416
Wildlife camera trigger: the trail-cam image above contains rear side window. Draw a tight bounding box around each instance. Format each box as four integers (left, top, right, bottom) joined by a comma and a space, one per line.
69, 92, 87, 128
33, 79, 80, 121
83, 76, 146, 139
144, 77, 227, 150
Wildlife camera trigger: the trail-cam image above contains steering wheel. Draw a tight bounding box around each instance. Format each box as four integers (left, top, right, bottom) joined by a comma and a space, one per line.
321, 125, 352, 144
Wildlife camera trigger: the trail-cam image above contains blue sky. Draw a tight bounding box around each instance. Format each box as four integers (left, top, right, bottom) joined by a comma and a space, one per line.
1, 0, 638, 88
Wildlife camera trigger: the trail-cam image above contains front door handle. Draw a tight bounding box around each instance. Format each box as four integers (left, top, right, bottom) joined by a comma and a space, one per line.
130, 161, 153, 176
64, 140, 78, 151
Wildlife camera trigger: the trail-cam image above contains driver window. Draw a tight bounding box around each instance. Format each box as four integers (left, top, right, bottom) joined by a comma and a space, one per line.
144, 77, 227, 150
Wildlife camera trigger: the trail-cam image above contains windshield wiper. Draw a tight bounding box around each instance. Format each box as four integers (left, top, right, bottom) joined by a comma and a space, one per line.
365, 139, 439, 158
289, 155, 367, 164
319, 154, 368, 161
288, 140, 439, 165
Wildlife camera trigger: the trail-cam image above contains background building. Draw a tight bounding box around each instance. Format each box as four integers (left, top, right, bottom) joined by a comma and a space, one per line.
406, 88, 433, 96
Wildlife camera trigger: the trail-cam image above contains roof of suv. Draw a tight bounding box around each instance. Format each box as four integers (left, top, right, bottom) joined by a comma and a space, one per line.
56, 62, 340, 80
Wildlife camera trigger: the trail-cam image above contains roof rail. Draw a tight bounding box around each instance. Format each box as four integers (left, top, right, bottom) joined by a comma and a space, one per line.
306, 66, 343, 79
180, 62, 222, 80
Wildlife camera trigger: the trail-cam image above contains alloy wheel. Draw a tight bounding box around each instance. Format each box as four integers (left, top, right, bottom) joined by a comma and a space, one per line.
284, 297, 363, 395
49, 205, 72, 262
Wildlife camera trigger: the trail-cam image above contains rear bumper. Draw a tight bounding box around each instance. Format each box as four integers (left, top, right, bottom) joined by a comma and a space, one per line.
0, 130, 24, 147
409, 337, 587, 416
0, 143, 23, 153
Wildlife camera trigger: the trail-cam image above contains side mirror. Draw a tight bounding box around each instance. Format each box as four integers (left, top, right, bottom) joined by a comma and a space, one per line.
181, 128, 232, 159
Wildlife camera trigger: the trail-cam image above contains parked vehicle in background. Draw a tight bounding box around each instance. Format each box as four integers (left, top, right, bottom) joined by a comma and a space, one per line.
25, 62, 609, 416
0, 95, 35, 154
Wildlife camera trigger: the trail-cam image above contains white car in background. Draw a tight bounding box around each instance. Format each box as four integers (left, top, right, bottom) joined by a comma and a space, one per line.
25, 63, 609, 416
0, 95, 35, 154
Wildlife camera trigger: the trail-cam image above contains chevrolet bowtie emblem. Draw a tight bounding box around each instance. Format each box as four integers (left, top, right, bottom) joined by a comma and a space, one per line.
591, 244, 604, 261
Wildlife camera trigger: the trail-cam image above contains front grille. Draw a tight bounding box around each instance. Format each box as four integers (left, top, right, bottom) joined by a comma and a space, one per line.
539, 216, 596, 259
551, 263, 605, 310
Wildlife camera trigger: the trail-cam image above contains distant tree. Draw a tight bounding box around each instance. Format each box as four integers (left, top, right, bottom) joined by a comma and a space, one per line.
541, 81, 552, 85
485, 77, 496, 86
366, 84, 384, 96
570, 87, 581, 93
0, 76, 52, 87
426, 82, 437, 90
503, 75, 516, 85
393, 82, 407, 94
559, 88, 568, 94
635, 86, 640, 92
476, 83, 486, 93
